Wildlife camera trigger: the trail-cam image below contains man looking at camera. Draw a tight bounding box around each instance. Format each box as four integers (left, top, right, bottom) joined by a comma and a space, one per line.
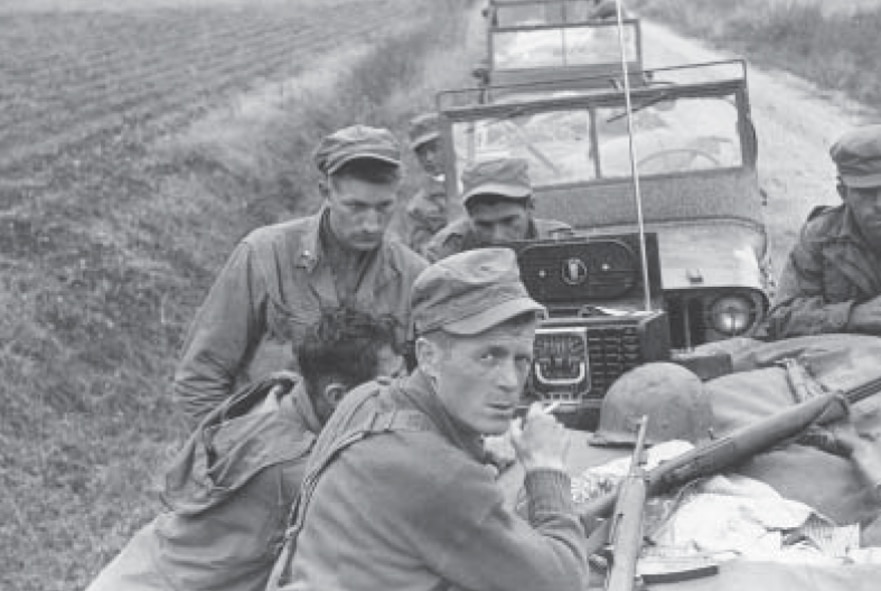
269, 248, 587, 591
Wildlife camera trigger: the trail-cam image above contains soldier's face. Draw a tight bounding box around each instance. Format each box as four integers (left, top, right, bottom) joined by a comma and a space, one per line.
469, 201, 531, 245
326, 176, 398, 251
415, 139, 444, 177
421, 320, 536, 436
846, 185, 881, 246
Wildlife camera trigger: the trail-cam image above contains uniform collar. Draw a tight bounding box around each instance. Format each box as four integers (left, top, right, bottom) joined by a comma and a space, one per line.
293, 207, 404, 286
290, 380, 324, 435
294, 209, 325, 273
400, 369, 488, 463
842, 204, 881, 251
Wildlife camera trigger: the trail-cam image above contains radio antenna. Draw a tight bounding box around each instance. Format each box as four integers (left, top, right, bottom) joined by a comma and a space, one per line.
612, 0, 652, 312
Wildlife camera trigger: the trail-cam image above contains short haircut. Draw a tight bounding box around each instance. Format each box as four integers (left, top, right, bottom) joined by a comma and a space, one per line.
297, 308, 397, 398
465, 193, 533, 215
330, 158, 401, 186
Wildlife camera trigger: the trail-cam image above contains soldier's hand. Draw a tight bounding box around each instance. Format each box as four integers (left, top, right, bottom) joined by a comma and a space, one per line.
847, 296, 881, 334
484, 430, 517, 472
510, 402, 570, 472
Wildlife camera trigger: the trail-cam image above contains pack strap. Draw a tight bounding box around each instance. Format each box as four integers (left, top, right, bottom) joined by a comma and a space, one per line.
268, 402, 433, 590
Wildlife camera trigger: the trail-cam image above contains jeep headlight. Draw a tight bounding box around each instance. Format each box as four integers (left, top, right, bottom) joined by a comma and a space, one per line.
709, 296, 752, 335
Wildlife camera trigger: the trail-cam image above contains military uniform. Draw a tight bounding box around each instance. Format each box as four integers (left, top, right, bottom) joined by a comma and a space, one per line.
766, 125, 881, 339
174, 126, 427, 422
766, 205, 881, 338
422, 157, 571, 262
269, 249, 587, 591
387, 113, 453, 255
87, 376, 320, 591
387, 176, 449, 256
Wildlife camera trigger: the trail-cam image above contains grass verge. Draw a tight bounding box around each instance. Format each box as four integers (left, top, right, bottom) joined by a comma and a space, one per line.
630, 0, 881, 105
0, 1, 481, 589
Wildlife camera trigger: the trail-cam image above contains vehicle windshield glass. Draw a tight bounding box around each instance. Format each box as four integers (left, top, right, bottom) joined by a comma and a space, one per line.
493, 0, 597, 27
452, 109, 595, 187
492, 23, 638, 69
449, 91, 742, 188
596, 95, 742, 177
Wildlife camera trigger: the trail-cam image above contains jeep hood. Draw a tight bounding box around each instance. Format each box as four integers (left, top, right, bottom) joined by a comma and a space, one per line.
588, 219, 768, 292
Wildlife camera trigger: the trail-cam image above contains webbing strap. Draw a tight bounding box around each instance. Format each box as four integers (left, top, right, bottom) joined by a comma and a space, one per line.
268, 403, 434, 590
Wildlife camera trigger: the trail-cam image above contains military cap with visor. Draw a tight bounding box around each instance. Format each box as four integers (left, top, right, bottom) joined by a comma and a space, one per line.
313, 124, 402, 175
830, 124, 881, 189
408, 113, 441, 151
411, 247, 545, 336
460, 157, 532, 208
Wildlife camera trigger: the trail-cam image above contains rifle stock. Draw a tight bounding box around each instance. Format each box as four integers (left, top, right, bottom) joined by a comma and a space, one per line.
604, 416, 649, 591
580, 372, 881, 555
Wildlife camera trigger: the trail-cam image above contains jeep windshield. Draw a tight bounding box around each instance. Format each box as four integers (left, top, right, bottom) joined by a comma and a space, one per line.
491, 19, 639, 71
449, 92, 742, 188
490, 0, 599, 27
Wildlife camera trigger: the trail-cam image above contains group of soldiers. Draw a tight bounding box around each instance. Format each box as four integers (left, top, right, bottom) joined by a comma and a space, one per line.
86, 117, 881, 590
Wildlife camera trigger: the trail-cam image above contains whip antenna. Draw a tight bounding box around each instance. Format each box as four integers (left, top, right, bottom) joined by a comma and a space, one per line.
612, 0, 652, 312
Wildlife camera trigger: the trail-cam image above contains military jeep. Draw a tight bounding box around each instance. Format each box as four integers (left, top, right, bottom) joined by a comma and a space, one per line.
477, 0, 643, 98
437, 60, 772, 427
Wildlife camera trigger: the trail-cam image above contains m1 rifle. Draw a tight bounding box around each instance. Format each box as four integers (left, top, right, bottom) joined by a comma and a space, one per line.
581, 372, 881, 556
603, 415, 648, 591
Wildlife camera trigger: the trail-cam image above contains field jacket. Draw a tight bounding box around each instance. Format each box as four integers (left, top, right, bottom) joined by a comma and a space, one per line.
273, 370, 588, 591
423, 216, 572, 262
766, 204, 881, 338
87, 376, 320, 591
387, 180, 450, 256
174, 209, 427, 422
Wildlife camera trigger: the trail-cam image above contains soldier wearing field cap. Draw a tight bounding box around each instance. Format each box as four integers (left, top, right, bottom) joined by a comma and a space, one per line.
174, 124, 427, 423
268, 248, 587, 591
767, 124, 881, 338
387, 113, 453, 255
424, 156, 570, 262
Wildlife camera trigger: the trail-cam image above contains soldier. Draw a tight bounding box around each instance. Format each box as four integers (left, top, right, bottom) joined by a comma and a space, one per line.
174, 125, 427, 423
766, 124, 881, 339
423, 157, 571, 262
268, 248, 588, 591
86, 309, 399, 591
388, 113, 452, 256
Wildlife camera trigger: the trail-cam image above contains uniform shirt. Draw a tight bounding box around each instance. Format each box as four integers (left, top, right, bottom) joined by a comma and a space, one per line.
387, 183, 450, 257
174, 209, 427, 422
87, 378, 321, 591
766, 204, 881, 339
280, 370, 588, 591
423, 216, 572, 263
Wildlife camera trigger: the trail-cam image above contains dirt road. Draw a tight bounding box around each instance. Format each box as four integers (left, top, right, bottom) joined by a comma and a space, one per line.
640, 19, 878, 275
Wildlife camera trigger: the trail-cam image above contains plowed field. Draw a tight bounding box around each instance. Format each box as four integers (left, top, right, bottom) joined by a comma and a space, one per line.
0, 0, 401, 188
0, 2, 423, 589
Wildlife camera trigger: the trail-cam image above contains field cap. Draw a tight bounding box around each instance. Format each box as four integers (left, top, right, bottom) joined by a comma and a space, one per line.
411, 247, 545, 336
313, 124, 402, 175
408, 113, 440, 150
830, 124, 881, 189
461, 157, 531, 207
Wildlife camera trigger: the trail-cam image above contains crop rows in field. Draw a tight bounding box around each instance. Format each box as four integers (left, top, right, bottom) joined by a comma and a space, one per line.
0, 2, 402, 179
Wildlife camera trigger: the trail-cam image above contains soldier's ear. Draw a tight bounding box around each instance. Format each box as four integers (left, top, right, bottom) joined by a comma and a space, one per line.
836, 178, 847, 201
318, 177, 331, 199
321, 382, 348, 409
415, 336, 440, 380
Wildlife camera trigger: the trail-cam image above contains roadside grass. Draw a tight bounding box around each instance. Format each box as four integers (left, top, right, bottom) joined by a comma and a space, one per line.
0, 1, 480, 589
630, 0, 881, 104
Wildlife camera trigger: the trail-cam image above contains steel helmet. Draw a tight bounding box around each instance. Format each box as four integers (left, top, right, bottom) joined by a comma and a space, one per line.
591, 362, 712, 447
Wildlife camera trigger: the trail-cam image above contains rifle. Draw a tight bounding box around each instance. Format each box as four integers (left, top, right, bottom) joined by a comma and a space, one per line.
603, 415, 649, 591
581, 373, 881, 556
